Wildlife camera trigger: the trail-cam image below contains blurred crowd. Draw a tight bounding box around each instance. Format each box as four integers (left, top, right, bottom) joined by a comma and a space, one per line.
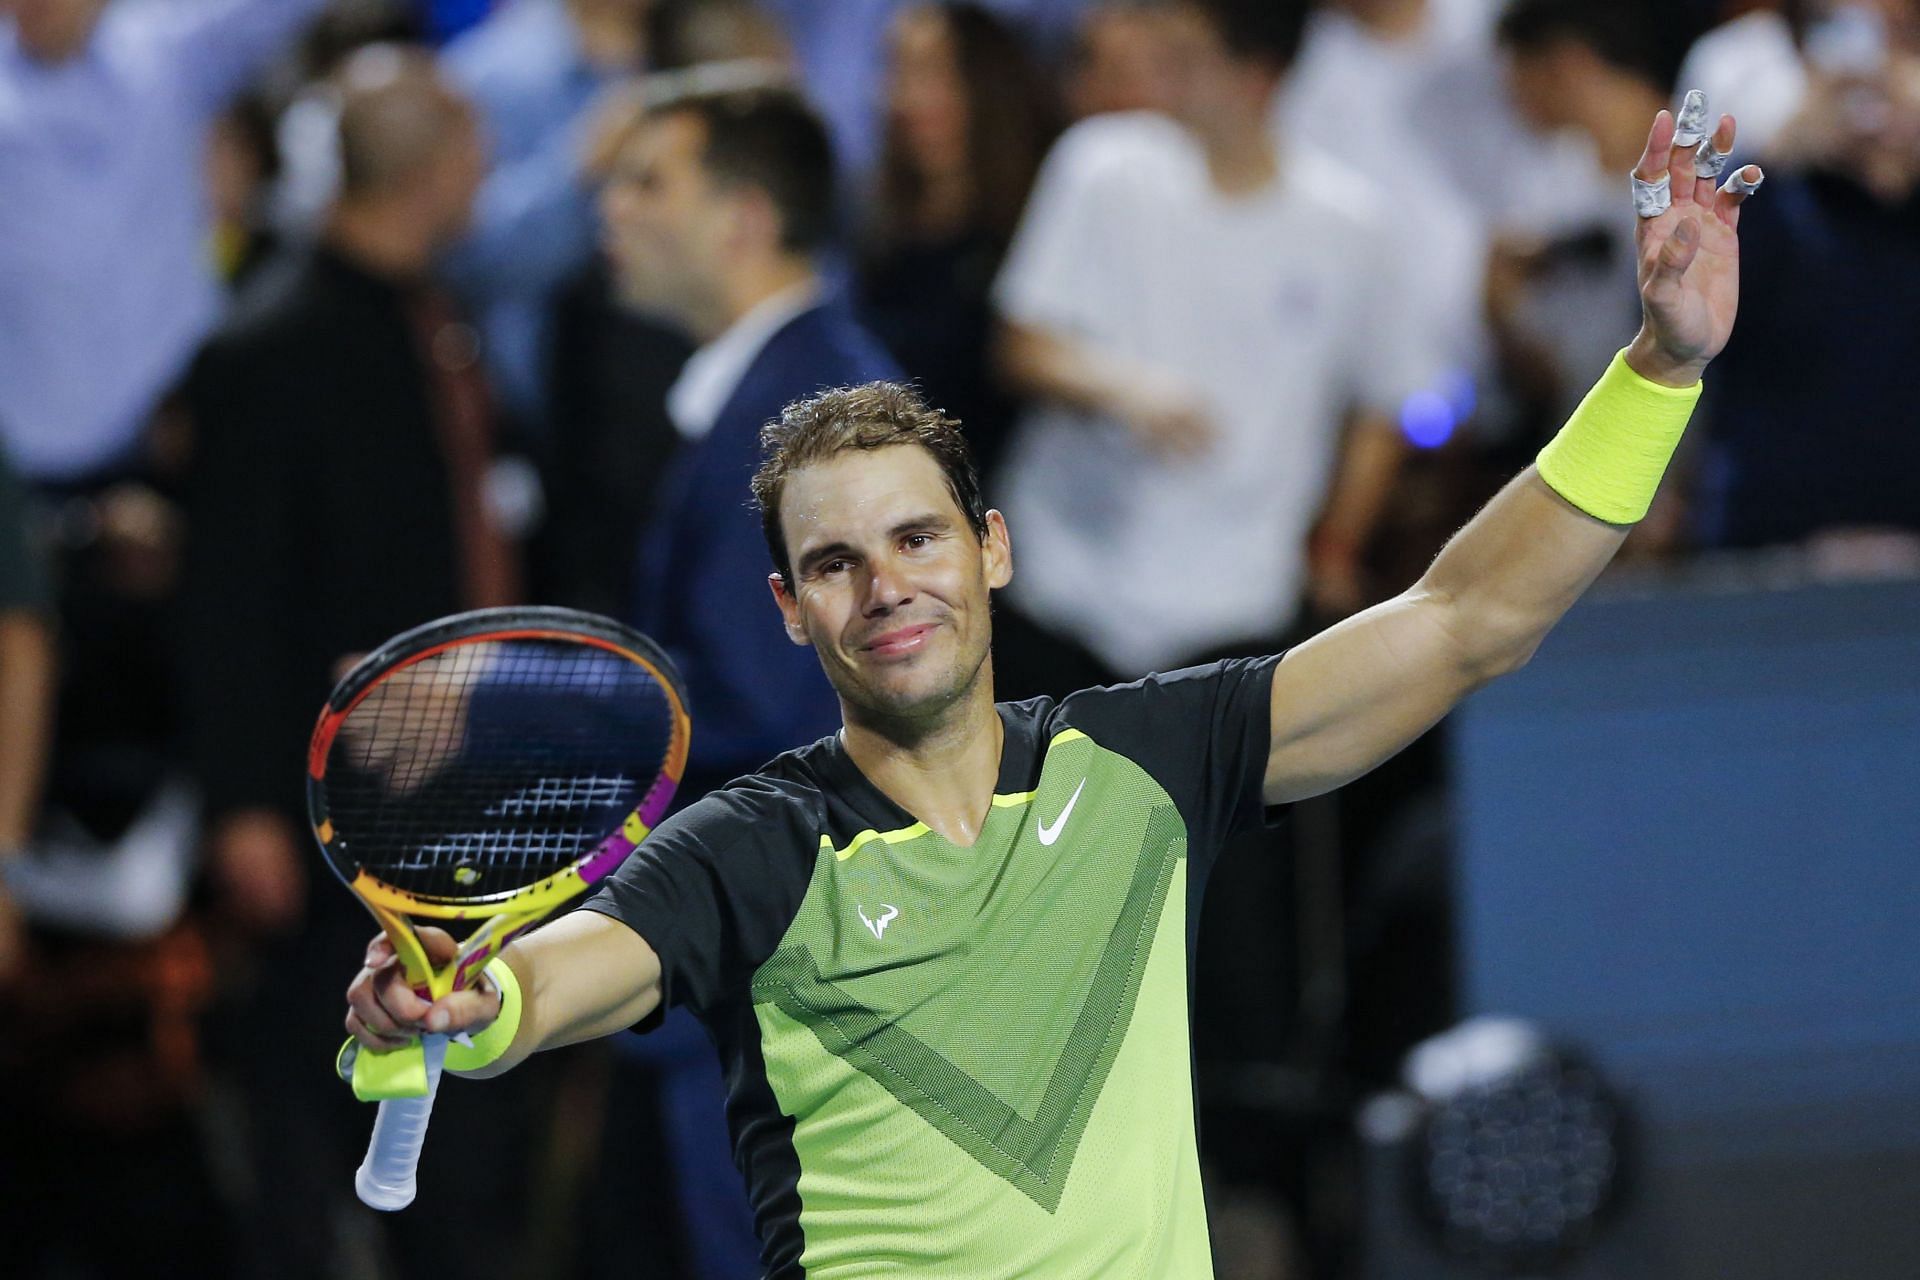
1, 0, 1916, 1277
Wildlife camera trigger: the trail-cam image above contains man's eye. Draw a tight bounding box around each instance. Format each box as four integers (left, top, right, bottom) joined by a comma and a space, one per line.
904, 534, 932, 550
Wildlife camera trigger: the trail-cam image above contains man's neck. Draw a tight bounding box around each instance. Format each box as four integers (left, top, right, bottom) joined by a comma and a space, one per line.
567, 0, 645, 71
1341, 0, 1428, 40
326, 201, 437, 281
700, 256, 819, 344
840, 672, 1005, 849
1200, 116, 1281, 197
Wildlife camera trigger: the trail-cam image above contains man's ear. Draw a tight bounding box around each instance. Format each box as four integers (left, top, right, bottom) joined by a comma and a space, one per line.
733, 186, 784, 256
983, 509, 1013, 591
768, 573, 811, 646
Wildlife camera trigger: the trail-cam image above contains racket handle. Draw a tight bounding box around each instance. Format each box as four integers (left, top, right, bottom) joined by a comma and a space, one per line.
354, 1033, 448, 1211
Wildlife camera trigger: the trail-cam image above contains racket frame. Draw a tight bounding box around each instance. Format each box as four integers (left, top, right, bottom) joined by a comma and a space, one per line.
307, 607, 690, 1001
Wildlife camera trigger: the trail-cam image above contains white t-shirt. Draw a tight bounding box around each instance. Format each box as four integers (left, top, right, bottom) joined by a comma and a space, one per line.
993, 112, 1433, 673
1675, 10, 1807, 158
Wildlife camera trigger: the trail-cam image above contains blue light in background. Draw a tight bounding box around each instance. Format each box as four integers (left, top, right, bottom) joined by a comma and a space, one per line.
1399, 368, 1478, 449
1400, 390, 1456, 449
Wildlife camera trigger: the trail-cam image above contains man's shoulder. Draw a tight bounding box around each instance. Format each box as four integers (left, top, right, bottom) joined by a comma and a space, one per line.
208, 250, 361, 351
1052, 111, 1195, 176
1281, 143, 1393, 235
658, 736, 843, 844
742, 301, 903, 404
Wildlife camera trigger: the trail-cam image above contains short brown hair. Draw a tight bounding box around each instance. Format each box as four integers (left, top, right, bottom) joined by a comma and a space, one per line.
752, 382, 988, 583
653, 84, 837, 253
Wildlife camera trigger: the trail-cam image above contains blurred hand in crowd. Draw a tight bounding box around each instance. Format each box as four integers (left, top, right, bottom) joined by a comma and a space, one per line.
1111, 370, 1218, 457
1771, 53, 1920, 200
4, 0, 109, 64
0, 880, 24, 985
209, 808, 305, 933
1305, 531, 1370, 620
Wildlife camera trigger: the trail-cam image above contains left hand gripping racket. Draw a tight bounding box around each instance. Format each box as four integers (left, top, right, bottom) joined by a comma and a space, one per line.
309, 607, 690, 1210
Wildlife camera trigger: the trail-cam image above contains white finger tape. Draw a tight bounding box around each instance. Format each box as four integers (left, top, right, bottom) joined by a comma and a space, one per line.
1673, 88, 1709, 148
1721, 167, 1764, 197
1693, 138, 1730, 178
1631, 172, 1672, 218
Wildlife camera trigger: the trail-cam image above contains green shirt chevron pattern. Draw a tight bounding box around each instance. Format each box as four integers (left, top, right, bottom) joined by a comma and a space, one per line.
584, 656, 1282, 1278
752, 728, 1213, 1278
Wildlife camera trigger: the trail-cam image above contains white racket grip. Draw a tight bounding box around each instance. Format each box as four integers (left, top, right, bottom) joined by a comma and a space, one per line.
354, 1032, 448, 1211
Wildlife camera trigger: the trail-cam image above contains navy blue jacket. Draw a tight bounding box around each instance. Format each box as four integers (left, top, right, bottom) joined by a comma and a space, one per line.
635, 300, 902, 780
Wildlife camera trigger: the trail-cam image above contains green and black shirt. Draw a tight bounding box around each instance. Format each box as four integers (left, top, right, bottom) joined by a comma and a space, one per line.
584, 656, 1282, 1278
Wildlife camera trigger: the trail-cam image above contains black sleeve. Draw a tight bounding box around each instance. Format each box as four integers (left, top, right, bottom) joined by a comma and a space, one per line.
1054, 655, 1284, 860
178, 330, 307, 819
580, 774, 819, 1023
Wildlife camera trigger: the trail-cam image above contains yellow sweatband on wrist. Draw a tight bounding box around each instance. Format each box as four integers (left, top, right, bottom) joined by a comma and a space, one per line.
443, 956, 522, 1073
1536, 348, 1703, 525
336, 958, 524, 1100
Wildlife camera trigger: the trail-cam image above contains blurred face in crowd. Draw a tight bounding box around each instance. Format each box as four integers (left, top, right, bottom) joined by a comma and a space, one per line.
1161, 3, 1283, 136
773, 445, 1010, 726
5, 0, 108, 63
886, 6, 969, 182
600, 110, 743, 334
1067, 6, 1180, 119
1500, 41, 1582, 133
427, 98, 487, 242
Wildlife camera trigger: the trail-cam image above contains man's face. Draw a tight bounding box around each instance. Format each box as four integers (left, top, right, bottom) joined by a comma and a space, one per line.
1159, 5, 1283, 135
6, 0, 109, 63
773, 445, 1011, 724
599, 111, 735, 328
1501, 44, 1578, 132
1068, 7, 1180, 120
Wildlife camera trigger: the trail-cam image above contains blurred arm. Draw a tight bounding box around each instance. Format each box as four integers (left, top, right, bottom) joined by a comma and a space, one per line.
0, 611, 56, 854
1305, 411, 1408, 617
995, 321, 1213, 455
995, 321, 1133, 418
161, 0, 333, 116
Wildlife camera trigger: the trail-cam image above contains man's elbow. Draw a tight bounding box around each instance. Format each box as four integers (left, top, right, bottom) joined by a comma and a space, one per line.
1429, 591, 1546, 685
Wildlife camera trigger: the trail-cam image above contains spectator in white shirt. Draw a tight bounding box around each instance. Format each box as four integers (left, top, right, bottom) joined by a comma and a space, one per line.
992, 0, 1440, 682
0, 0, 329, 485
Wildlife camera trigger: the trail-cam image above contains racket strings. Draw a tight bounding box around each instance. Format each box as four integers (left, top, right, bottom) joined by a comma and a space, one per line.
322, 637, 678, 898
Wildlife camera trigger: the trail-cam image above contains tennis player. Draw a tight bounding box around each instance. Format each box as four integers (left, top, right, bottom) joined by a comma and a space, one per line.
345, 97, 1761, 1276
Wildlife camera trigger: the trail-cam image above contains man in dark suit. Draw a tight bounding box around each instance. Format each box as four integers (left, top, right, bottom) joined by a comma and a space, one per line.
602, 82, 903, 797
180, 48, 526, 1278
592, 81, 901, 1277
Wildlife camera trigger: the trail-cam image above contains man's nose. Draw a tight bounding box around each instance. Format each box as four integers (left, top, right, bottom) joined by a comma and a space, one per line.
862, 558, 914, 614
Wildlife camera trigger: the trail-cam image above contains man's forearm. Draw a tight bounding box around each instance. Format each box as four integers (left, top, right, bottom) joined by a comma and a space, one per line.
1419, 349, 1702, 676
1312, 414, 1406, 558
0, 615, 56, 850
1419, 467, 1629, 678
994, 321, 1128, 417
451, 910, 663, 1079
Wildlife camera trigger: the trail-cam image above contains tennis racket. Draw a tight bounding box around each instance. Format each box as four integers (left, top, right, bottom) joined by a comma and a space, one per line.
309, 606, 690, 1211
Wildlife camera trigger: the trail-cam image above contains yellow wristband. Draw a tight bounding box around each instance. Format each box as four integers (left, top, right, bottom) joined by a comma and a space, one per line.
444, 956, 523, 1073
1536, 348, 1703, 525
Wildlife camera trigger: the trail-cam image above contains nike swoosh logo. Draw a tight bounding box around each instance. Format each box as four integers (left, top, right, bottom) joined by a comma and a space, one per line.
1036, 778, 1086, 846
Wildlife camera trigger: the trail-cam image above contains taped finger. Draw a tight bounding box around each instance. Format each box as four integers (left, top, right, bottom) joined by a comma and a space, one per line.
1631, 171, 1672, 218
1694, 136, 1730, 179
1721, 165, 1763, 197
1672, 88, 1710, 147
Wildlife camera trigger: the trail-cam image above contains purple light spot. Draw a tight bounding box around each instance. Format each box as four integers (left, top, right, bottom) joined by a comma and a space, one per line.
1400, 390, 1456, 449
